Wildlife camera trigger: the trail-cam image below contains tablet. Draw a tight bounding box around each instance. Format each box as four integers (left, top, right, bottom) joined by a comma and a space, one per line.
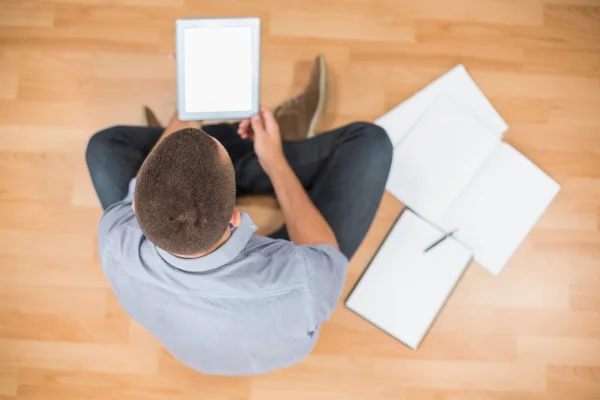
176, 17, 260, 121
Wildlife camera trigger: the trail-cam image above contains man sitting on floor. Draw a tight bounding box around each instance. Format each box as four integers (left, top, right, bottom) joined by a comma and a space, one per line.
86, 55, 393, 375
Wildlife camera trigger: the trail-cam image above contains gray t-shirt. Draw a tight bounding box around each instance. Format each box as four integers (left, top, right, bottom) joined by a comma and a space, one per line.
99, 179, 349, 375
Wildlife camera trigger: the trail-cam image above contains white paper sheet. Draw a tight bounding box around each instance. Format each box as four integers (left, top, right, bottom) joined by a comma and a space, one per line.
376, 65, 508, 146
184, 26, 253, 113
386, 101, 500, 222
346, 210, 472, 349
439, 143, 560, 275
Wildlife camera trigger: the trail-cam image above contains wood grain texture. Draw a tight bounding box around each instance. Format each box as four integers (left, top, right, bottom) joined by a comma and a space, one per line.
0, 0, 599, 398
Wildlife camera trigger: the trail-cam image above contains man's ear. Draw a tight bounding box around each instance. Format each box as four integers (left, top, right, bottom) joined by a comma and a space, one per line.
230, 207, 241, 228
131, 201, 136, 213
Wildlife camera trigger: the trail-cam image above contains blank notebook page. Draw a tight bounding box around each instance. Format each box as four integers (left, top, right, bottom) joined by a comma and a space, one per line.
346, 210, 472, 349
386, 101, 500, 222
439, 143, 560, 275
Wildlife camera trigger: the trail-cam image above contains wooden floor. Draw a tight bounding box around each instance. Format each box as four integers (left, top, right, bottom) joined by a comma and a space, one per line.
1, 0, 600, 398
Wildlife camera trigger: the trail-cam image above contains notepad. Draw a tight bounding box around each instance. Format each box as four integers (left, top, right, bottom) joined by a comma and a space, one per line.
346, 210, 472, 349
386, 101, 560, 274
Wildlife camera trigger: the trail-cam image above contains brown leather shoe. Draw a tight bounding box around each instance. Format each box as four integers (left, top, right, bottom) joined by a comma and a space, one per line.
143, 106, 163, 128
274, 54, 327, 140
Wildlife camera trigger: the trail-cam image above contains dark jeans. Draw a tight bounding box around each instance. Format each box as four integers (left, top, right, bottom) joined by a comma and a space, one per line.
86, 122, 393, 259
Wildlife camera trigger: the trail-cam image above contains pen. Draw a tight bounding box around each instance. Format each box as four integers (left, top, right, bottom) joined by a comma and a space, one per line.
424, 230, 457, 253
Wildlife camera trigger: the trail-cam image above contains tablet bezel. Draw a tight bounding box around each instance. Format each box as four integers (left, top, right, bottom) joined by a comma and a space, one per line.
176, 17, 260, 121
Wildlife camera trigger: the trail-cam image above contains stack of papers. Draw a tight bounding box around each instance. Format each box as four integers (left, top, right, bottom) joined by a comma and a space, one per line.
346, 65, 560, 348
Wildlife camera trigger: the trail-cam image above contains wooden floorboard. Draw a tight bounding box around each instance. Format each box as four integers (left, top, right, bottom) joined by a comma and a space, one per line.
0, 0, 599, 398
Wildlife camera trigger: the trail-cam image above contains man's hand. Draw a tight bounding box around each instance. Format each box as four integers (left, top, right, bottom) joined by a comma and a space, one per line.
238, 106, 286, 175
238, 107, 338, 250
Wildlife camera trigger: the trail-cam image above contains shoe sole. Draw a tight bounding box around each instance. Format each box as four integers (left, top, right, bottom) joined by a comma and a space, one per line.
307, 54, 327, 138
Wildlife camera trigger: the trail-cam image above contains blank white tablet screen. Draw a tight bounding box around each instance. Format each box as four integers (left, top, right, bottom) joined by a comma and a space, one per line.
184, 26, 253, 113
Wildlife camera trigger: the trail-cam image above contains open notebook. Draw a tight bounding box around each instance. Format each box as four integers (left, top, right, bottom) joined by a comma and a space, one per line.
386, 100, 560, 274
376, 64, 509, 146
346, 210, 472, 349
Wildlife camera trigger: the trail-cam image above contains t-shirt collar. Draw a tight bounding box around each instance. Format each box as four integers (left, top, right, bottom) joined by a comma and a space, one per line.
155, 212, 257, 272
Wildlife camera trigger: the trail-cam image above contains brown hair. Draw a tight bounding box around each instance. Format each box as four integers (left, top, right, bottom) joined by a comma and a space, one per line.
134, 128, 235, 255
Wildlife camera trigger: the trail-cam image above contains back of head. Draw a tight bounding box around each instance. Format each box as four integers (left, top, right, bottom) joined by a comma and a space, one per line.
134, 128, 236, 255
